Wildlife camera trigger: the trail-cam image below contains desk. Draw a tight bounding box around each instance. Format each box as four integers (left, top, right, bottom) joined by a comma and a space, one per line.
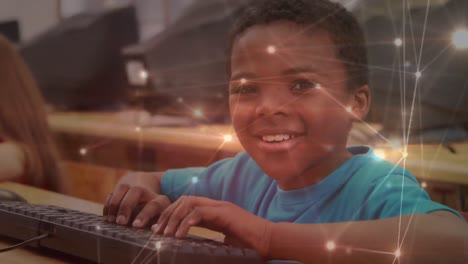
0, 182, 223, 264
50, 112, 241, 179
378, 142, 468, 186
49, 112, 468, 207
50, 111, 243, 202
49, 111, 378, 170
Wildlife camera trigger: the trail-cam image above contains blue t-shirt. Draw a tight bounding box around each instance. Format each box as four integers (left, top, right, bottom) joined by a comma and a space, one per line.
161, 146, 461, 223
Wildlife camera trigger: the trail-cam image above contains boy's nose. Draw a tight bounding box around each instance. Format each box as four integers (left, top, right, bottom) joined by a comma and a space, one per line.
255, 93, 292, 117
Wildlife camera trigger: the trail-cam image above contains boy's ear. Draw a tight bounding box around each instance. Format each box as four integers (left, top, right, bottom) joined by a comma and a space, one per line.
349, 85, 371, 121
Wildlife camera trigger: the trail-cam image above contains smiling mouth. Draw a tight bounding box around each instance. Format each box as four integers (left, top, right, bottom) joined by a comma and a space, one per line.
261, 134, 298, 143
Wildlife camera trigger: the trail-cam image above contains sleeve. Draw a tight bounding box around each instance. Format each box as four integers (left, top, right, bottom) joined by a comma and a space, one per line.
367, 173, 463, 219
160, 167, 206, 202
160, 152, 250, 202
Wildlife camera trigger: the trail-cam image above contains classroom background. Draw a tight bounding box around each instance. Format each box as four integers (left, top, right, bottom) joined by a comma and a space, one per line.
1, 0, 467, 210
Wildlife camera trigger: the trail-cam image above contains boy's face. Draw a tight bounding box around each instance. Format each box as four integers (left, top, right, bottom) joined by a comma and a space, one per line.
229, 22, 366, 189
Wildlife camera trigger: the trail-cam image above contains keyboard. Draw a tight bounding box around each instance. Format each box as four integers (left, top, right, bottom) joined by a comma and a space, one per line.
0, 202, 263, 264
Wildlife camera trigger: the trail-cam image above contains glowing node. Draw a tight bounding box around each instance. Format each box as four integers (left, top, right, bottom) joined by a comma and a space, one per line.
345, 247, 352, 254
325, 241, 336, 251
323, 144, 335, 152
402, 151, 409, 158
267, 45, 276, 54
415, 71, 422, 79
395, 249, 401, 257
155, 241, 162, 250
240, 78, 247, 84
452, 29, 468, 49
95, 225, 101, 230
315, 83, 322, 89
79, 148, 87, 156
192, 177, 198, 184
193, 109, 203, 118
135, 126, 142, 132
139, 70, 148, 80
374, 149, 387, 160
177, 97, 184, 103
421, 182, 428, 189
345, 106, 353, 113
223, 134, 233, 142
394, 38, 403, 47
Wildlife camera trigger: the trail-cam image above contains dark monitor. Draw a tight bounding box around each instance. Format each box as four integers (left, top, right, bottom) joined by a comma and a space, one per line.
20, 6, 139, 110
0, 20, 20, 43
362, 0, 468, 137
122, 0, 245, 122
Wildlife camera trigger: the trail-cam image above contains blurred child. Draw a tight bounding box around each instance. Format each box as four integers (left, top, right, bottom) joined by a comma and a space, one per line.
0, 35, 60, 190
103, 0, 468, 263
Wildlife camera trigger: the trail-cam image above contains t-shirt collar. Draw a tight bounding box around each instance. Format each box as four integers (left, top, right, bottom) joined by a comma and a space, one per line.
275, 146, 374, 205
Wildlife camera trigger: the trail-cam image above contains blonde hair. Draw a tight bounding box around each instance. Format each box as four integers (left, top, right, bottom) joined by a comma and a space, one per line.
0, 35, 60, 190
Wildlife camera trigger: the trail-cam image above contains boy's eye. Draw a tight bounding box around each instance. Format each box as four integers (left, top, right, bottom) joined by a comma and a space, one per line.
290, 79, 319, 93
229, 85, 257, 95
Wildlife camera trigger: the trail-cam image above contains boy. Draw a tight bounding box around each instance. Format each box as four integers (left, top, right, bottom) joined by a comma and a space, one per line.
103, 0, 468, 263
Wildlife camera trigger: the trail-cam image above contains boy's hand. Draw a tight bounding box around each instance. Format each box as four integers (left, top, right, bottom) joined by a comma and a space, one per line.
103, 183, 171, 228
152, 196, 273, 257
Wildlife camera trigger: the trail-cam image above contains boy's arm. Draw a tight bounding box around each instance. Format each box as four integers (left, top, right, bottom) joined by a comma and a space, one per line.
154, 196, 467, 264
269, 211, 468, 264
103, 171, 170, 227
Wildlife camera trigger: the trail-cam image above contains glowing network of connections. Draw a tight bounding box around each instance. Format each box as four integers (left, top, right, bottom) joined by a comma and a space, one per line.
74, 0, 467, 262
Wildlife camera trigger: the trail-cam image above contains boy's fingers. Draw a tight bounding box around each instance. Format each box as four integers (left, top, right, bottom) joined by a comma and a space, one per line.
175, 208, 203, 238
153, 200, 181, 234
163, 198, 195, 235
106, 184, 130, 222
153, 196, 221, 234
132, 195, 170, 228
102, 192, 113, 219
115, 187, 146, 225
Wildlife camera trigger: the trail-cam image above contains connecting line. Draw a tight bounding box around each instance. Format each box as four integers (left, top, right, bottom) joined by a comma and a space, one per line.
0, 233, 50, 253
398, 0, 407, 255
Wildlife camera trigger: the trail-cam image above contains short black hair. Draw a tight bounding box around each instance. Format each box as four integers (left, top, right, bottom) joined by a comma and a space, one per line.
227, 0, 368, 90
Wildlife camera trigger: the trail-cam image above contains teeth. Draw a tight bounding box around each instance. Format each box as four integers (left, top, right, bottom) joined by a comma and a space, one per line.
262, 134, 295, 142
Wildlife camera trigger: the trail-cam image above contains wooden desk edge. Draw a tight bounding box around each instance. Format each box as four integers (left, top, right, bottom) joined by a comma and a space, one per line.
0, 182, 102, 214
